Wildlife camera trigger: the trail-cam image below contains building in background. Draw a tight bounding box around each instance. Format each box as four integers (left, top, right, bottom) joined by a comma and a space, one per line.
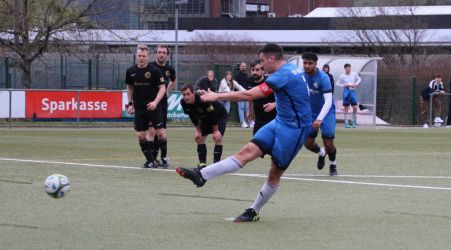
89, 0, 348, 29
89, 0, 450, 29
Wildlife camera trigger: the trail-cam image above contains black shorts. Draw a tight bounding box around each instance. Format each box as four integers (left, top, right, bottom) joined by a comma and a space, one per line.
134, 107, 164, 132
160, 98, 168, 129
200, 114, 227, 137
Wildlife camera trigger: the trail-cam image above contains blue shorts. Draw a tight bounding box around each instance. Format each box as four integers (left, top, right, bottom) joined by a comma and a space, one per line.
251, 120, 310, 170
343, 88, 358, 106
309, 111, 336, 139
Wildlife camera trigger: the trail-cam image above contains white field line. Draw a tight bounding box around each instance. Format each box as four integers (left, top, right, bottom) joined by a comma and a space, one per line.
1, 157, 451, 191
233, 173, 451, 191
284, 173, 451, 179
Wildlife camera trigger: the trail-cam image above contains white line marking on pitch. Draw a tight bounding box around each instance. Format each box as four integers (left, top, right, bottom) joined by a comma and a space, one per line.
233, 173, 451, 191
284, 173, 451, 179
1, 157, 451, 191
0, 157, 171, 172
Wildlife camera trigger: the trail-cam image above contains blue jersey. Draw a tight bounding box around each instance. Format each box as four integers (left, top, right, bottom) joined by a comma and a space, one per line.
266, 64, 312, 128
303, 70, 335, 115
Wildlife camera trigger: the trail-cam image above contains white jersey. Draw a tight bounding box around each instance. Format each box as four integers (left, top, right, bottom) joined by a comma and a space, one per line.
428, 80, 444, 92
336, 72, 361, 90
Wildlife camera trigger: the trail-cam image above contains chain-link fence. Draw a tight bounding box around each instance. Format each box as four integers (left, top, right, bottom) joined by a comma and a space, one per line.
1, 54, 450, 126
0, 54, 226, 91
378, 75, 450, 126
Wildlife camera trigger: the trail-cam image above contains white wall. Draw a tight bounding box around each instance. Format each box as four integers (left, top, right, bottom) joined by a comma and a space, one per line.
0, 91, 25, 118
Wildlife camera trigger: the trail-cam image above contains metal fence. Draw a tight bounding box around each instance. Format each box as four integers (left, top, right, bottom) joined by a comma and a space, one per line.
377, 76, 450, 126
0, 54, 229, 91
1, 55, 450, 126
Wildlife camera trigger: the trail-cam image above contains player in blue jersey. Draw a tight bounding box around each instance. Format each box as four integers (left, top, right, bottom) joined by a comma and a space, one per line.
302, 52, 338, 176
175, 43, 312, 222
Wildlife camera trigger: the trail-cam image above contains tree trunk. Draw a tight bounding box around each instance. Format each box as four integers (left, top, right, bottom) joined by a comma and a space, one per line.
22, 59, 32, 89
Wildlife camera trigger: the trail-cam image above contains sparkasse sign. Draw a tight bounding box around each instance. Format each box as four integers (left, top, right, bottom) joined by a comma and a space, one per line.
26, 91, 122, 118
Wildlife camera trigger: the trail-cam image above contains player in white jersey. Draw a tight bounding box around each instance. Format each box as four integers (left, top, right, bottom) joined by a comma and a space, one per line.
336, 63, 361, 128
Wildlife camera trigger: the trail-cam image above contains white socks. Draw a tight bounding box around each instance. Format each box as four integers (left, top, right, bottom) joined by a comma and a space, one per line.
319, 147, 326, 157
344, 112, 349, 122
200, 156, 242, 180
250, 182, 279, 212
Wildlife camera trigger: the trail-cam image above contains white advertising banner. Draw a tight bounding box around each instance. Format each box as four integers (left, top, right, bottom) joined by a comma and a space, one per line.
0, 90, 26, 118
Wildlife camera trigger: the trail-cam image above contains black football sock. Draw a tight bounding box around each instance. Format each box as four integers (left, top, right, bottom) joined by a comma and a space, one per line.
213, 144, 223, 163
139, 139, 153, 162
309, 143, 321, 153
153, 134, 159, 159
197, 144, 207, 164
159, 138, 167, 159
328, 149, 336, 162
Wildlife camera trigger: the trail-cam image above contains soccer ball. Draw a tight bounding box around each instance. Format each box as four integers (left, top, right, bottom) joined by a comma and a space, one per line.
44, 174, 71, 198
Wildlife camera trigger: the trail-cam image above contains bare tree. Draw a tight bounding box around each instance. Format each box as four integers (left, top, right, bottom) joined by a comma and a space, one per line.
332, 6, 429, 66
188, 32, 259, 62
182, 32, 260, 81
0, 0, 110, 88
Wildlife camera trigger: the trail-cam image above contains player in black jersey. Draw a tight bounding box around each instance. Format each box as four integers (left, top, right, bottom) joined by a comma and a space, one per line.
180, 84, 228, 168
126, 44, 167, 169
148, 45, 176, 168
247, 60, 276, 135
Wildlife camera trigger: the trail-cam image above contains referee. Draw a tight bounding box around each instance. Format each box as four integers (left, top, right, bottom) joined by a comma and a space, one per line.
126, 44, 167, 169
180, 84, 228, 168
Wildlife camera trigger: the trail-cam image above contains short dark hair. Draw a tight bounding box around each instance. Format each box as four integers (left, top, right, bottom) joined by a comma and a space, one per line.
157, 44, 170, 55
344, 63, 351, 68
181, 83, 194, 92
258, 43, 283, 60
435, 73, 443, 78
302, 52, 318, 62
250, 60, 261, 68
323, 64, 330, 69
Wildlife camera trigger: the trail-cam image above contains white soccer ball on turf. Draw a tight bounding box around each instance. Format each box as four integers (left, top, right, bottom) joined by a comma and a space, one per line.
44, 174, 71, 198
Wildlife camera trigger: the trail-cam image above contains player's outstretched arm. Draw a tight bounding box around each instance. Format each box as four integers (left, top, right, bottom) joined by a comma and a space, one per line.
201, 86, 265, 102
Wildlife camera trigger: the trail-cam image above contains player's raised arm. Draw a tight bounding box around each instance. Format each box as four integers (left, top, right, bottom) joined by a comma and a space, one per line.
201, 83, 271, 102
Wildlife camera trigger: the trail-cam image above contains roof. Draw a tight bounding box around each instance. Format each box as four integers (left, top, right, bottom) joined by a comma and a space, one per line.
53, 29, 451, 46
2, 28, 450, 47
305, 6, 451, 17
287, 56, 379, 79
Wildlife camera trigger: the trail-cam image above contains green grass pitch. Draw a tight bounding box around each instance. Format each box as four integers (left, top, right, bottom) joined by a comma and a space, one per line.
1, 127, 451, 249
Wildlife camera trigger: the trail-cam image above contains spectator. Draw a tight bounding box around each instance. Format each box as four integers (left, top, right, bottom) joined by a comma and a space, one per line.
218, 71, 245, 113
322, 64, 335, 94
234, 62, 251, 128
196, 70, 218, 92
420, 73, 446, 128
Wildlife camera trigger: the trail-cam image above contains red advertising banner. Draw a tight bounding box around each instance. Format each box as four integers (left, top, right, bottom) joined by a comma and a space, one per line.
26, 91, 123, 118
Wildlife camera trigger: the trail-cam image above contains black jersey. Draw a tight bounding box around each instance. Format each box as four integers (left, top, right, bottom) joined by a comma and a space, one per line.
247, 76, 276, 123
126, 64, 165, 108
325, 72, 335, 94
181, 93, 227, 126
235, 71, 249, 90
195, 77, 218, 92
149, 61, 176, 89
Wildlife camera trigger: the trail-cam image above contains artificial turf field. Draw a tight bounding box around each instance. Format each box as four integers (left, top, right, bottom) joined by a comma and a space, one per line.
1, 126, 451, 250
